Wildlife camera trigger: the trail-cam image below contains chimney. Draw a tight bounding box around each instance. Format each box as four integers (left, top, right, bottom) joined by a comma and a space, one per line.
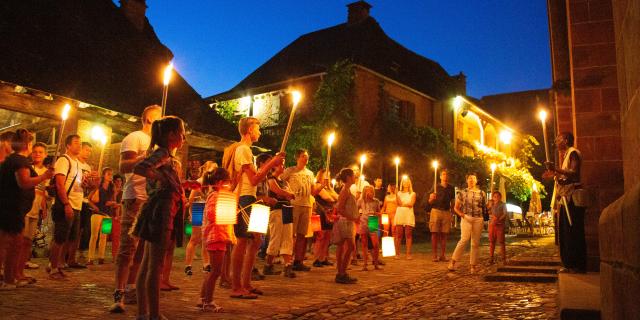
347, 1, 372, 25
120, 0, 148, 31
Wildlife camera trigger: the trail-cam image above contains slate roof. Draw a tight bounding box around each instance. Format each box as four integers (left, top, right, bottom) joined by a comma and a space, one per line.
211, 15, 461, 101
0, 0, 236, 140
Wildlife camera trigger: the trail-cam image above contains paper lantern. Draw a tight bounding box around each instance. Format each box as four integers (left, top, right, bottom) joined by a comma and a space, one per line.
310, 215, 322, 232
367, 215, 379, 232
101, 217, 113, 235
381, 214, 389, 225
247, 204, 270, 234
185, 222, 192, 236
381, 236, 396, 257
215, 191, 238, 225
191, 201, 205, 226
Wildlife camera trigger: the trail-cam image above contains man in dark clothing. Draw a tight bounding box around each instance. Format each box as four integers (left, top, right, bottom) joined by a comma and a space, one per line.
426, 169, 455, 262
543, 132, 586, 273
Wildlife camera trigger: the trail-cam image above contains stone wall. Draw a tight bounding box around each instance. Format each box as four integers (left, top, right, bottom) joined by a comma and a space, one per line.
563, 0, 625, 270
599, 0, 640, 319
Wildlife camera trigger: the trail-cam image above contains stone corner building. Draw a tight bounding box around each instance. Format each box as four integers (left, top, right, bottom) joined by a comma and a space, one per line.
547, 0, 639, 318
0, 0, 237, 171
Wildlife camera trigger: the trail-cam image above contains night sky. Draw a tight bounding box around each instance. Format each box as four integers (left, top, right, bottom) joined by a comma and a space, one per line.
143, 0, 551, 99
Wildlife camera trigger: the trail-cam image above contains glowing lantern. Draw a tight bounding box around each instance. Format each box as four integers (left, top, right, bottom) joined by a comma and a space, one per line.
101, 217, 113, 235
310, 215, 322, 232
191, 201, 205, 226
214, 191, 238, 225
381, 214, 389, 225
247, 204, 270, 234
185, 222, 192, 236
381, 236, 396, 257
367, 215, 379, 232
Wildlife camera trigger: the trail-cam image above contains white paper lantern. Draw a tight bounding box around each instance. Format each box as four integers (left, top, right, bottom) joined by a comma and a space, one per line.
381, 236, 396, 257
214, 190, 238, 225
381, 214, 389, 225
247, 204, 270, 234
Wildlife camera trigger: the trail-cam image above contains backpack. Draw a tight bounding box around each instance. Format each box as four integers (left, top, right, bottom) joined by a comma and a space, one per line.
221, 142, 243, 193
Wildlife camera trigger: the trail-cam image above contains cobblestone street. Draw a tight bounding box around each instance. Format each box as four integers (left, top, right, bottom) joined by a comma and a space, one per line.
0, 236, 558, 319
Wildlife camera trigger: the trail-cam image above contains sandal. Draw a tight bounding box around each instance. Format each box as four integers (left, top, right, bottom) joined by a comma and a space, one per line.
48, 271, 67, 281
230, 293, 258, 299
198, 300, 223, 312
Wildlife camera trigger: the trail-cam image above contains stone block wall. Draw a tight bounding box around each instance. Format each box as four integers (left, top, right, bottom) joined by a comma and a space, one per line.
600, 0, 640, 319
565, 0, 625, 270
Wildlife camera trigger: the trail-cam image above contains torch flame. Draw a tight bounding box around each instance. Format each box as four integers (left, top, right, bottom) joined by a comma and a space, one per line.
490, 163, 497, 172
61, 104, 71, 121
538, 110, 547, 122
163, 62, 174, 86
432, 160, 439, 169
394, 156, 400, 165
327, 132, 335, 146
291, 90, 302, 106
360, 154, 367, 165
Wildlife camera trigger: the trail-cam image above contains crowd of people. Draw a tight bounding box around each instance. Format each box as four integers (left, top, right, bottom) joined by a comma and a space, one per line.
0, 103, 582, 319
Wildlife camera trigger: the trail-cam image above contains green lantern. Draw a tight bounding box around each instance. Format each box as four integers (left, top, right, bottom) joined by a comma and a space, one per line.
185, 222, 193, 236
367, 215, 379, 233
101, 217, 113, 235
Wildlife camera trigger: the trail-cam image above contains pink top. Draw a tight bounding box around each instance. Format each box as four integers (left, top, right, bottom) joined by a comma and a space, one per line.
202, 190, 231, 245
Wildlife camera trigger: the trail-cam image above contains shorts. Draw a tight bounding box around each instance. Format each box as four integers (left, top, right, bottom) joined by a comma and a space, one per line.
489, 222, 505, 244
292, 205, 311, 236
206, 241, 227, 252
23, 216, 39, 239
429, 208, 452, 233
331, 217, 355, 244
266, 209, 293, 256
53, 208, 80, 244
116, 199, 145, 266
234, 195, 256, 239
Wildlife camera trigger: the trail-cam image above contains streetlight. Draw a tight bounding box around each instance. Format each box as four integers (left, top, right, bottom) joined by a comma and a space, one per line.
91, 126, 108, 173
54, 104, 72, 160
326, 132, 335, 178
538, 110, 550, 162
490, 163, 497, 193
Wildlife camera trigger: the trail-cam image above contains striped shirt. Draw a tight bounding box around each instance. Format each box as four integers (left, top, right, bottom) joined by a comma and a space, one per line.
457, 188, 485, 218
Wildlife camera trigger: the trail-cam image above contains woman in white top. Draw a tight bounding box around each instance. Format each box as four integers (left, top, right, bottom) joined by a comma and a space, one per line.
394, 177, 416, 259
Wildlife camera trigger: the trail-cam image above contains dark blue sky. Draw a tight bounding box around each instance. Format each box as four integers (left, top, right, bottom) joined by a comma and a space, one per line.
143, 0, 551, 99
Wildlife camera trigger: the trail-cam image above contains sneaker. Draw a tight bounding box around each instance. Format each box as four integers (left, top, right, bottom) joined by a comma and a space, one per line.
292, 262, 311, 272
312, 260, 324, 268
321, 260, 334, 266
345, 273, 358, 283
124, 288, 137, 305
25, 261, 39, 269
68, 262, 87, 269
109, 290, 125, 313
335, 274, 357, 284
203, 265, 211, 273
98, 259, 105, 265
283, 265, 296, 278
263, 264, 281, 276
184, 265, 193, 276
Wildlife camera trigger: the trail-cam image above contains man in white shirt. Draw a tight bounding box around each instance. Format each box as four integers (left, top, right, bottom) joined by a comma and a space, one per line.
110, 105, 161, 313
48, 134, 84, 280
65, 141, 95, 268
224, 117, 284, 299
281, 149, 323, 271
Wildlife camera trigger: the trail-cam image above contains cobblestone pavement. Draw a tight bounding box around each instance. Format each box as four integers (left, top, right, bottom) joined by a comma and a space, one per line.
0, 236, 558, 319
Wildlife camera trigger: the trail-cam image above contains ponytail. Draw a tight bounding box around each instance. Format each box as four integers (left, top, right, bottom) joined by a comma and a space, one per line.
147, 116, 184, 154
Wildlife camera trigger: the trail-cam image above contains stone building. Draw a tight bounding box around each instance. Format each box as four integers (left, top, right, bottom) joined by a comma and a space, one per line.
207, 1, 516, 195
0, 0, 236, 173
547, 0, 638, 318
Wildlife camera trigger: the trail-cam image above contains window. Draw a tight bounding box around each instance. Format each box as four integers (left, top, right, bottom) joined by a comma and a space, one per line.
388, 96, 415, 124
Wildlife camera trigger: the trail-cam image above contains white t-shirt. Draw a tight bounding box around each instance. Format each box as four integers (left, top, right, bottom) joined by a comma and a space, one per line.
281, 167, 315, 207
234, 144, 256, 197
26, 166, 49, 218
121, 130, 151, 201
54, 154, 84, 210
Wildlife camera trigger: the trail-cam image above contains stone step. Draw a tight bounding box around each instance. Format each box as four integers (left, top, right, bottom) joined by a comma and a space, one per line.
497, 266, 559, 274
558, 272, 601, 320
508, 259, 562, 266
483, 272, 558, 283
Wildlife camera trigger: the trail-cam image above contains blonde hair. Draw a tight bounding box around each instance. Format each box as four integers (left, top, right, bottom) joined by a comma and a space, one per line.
400, 177, 413, 193
141, 105, 162, 126
238, 117, 260, 136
